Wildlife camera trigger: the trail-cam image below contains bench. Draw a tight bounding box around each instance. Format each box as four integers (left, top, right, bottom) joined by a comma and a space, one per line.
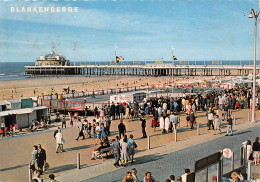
96, 147, 113, 160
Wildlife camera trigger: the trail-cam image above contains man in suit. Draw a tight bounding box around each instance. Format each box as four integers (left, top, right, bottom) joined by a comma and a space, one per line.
37, 144, 46, 171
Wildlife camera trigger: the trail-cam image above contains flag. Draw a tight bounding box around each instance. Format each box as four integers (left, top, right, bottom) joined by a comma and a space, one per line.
110, 60, 115, 64
116, 56, 124, 63
173, 56, 178, 60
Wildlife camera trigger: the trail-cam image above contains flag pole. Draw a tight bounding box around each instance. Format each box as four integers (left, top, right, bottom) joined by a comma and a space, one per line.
171, 46, 174, 94
115, 44, 117, 95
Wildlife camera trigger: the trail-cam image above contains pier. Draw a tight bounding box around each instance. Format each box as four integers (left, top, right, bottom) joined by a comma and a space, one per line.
25, 64, 260, 76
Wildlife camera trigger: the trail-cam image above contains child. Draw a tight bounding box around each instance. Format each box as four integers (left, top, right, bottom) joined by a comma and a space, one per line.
151, 118, 158, 132
236, 101, 240, 110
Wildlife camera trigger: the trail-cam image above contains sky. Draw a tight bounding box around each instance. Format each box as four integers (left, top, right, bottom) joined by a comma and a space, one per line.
0, 0, 259, 62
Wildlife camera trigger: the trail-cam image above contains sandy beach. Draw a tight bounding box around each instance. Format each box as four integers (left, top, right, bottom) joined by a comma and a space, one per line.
0, 74, 234, 100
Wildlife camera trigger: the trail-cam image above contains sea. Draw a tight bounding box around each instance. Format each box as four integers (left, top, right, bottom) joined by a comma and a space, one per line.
0, 60, 259, 81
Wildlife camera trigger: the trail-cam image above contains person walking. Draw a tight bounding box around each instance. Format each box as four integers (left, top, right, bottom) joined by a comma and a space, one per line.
55, 128, 64, 153
62, 116, 66, 128
125, 105, 131, 122
207, 110, 214, 130
164, 115, 170, 133
105, 116, 111, 136
189, 111, 195, 129
225, 115, 233, 136
37, 144, 46, 171
118, 119, 126, 139
95, 122, 101, 145
131, 168, 140, 182
128, 134, 137, 163
33, 170, 43, 182
252, 137, 260, 166
110, 102, 116, 120
119, 103, 124, 119
159, 116, 165, 133
151, 117, 158, 132
223, 104, 229, 121
31, 145, 38, 167
111, 136, 121, 167
49, 174, 57, 182
214, 115, 222, 135
122, 172, 133, 182
140, 115, 147, 138
76, 124, 85, 140
121, 136, 129, 166
100, 123, 106, 140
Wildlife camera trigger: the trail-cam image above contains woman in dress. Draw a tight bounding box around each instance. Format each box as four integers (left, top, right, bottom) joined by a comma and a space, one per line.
159, 116, 165, 133
31, 145, 38, 167
128, 134, 137, 163
95, 122, 101, 145
244, 140, 253, 162
100, 123, 106, 140
121, 136, 129, 166
164, 115, 170, 134
124, 105, 130, 122
100, 108, 105, 121
214, 115, 222, 135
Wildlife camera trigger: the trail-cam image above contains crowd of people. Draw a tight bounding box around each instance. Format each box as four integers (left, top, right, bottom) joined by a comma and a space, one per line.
30, 144, 48, 182
25, 86, 260, 181
121, 168, 191, 182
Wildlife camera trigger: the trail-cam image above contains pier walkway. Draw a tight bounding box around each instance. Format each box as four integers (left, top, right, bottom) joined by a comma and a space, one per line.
25, 64, 260, 76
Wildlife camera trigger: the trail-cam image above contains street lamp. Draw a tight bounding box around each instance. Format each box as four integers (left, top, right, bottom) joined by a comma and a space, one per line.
248, 8, 260, 122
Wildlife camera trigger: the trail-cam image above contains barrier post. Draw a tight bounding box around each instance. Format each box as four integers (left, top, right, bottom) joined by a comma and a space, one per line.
77, 152, 80, 169
247, 162, 252, 181
29, 163, 32, 182
174, 125, 177, 142
148, 136, 150, 149
248, 112, 250, 121
233, 115, 236, 125
197, 123, 200, 136
240, 147, 244, 166
231, 152, 234, 171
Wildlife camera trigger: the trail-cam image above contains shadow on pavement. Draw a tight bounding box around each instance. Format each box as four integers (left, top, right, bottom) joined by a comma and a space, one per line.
66, 144, 92, 152
46, 164, 77, 174
0, 164, 28, 172
133, 153, 167, 165
233, 130, 251, 136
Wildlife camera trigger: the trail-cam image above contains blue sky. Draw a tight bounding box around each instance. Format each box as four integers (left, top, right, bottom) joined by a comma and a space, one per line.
0, 0, 259, 62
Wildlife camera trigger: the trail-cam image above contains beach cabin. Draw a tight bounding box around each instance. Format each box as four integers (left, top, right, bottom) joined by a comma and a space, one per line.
0, 101, 9, 112
20, 98, 33, 108
0, 106, 48, 129
6, 99, 21, 110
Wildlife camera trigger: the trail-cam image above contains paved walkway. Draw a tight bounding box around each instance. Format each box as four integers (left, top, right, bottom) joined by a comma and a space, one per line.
84, 125, 260, 182
0, 109, 259, 182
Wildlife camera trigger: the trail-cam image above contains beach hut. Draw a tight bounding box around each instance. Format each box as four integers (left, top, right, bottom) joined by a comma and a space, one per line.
0, 106, 48, 129
6, 99, 22, 110
0, 101, 9, 112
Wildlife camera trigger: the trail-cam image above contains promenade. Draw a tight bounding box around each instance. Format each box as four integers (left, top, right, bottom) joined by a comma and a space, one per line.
0, 108, 259, 182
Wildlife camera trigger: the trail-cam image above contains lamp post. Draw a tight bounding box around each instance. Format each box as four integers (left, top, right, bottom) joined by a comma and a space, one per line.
248, 8, 260, 122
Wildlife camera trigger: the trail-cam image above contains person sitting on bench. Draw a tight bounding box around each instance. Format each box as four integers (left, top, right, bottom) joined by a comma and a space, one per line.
91, 137, 110, 160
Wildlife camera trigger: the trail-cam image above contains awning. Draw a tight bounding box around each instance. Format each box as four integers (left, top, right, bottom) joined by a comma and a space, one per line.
0, 108, 33, 117
30, 106, 48, 111
0, 101, 9, 106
